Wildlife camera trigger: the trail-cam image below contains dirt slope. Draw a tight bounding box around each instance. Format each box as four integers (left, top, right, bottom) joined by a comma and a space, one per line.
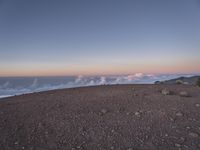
0, 84, 200, 150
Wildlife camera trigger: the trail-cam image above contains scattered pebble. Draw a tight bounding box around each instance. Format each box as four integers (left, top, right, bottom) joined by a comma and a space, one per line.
169, 117, 174, 122
38, 122, 42, 128
14, 141, 19, 145
175, 143, 181, 147
146, 127, 151, 130
172, 126, 176, 129
176, 112, 183, 117
189, 132, 199, 138
100, 109, 107, 114
180, 137, 185, 142
135, 111, 140, 116
133, 93, 138, 96
2, 85, 200, 150
45, 131, 48, 135
77, 145, 81, 149
186, 126, 191, 129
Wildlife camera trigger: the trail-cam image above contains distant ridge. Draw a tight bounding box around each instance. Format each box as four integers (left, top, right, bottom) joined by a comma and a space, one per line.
155, 76, 200, 85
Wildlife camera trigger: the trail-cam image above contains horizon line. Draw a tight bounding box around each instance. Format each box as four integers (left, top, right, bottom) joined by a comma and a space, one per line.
0, 73, 200, 78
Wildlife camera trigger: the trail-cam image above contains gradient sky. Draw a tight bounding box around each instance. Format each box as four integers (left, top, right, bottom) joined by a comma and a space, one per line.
0, 0, 200, 76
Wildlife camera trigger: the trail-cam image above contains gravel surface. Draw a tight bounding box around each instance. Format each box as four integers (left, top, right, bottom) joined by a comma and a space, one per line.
0, 84, 200, 150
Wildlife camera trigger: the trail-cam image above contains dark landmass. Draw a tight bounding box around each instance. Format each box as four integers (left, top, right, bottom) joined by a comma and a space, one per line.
155, 76, 200, 85
0, 84, 200, 150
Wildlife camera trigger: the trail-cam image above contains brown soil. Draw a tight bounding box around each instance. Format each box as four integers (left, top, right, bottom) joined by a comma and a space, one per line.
0, 84, 200, 150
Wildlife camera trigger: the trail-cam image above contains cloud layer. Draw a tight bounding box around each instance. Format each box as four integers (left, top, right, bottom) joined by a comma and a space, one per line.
0, 73, 195, 98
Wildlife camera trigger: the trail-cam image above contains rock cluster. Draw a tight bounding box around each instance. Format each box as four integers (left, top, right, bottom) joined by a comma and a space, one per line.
161, 89, 171, 95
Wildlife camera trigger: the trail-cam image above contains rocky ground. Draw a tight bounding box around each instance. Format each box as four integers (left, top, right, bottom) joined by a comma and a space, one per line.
0, 84, 200, 150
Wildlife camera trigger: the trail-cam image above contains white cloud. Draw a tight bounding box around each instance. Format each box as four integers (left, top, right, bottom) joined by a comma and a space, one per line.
75, 75, 84, 84
134, 73, 144, 78
99, 76, 106, 84
30, 78, 39, 88
0, 73, 196, 98
3, 81, 10, 88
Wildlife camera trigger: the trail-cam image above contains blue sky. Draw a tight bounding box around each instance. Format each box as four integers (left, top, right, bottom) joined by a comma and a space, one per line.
0, 0, 200, 76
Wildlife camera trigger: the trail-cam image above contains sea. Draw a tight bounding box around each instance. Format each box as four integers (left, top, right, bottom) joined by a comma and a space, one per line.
0, 74, 195, 98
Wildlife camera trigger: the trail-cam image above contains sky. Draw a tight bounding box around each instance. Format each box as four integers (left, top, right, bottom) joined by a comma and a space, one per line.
0, 0, 200, 76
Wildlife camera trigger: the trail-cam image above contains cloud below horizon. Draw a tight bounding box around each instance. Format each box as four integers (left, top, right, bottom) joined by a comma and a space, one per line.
0, 73, 196, 98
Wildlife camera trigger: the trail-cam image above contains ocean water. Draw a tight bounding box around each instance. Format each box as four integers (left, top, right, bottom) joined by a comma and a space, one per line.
0, 74, 194, 98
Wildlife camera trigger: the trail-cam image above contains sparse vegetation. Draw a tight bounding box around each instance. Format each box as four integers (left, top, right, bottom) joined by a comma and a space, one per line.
176, 80, 183, 85
196, 78, 200, 87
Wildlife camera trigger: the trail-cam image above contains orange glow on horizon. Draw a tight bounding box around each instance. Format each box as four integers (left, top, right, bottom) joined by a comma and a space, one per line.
0, 62, 199, 77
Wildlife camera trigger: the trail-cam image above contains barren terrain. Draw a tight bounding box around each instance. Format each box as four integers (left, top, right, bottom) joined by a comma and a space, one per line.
0, 84, 200, 150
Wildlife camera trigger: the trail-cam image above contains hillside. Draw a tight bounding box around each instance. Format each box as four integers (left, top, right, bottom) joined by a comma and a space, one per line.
155, 76, 200, 85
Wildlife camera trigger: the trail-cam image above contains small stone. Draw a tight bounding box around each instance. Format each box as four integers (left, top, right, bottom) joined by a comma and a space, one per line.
195, 104, 200, 107
110, 146, 114, 150
175, 143, 181, 147
100, 109, 107, 114
186, 126, 191, 129
180, 137, 185, 142
127, 148, 133, 150
14, 141, 19, 145
77, 145, 81, 149
165, 134, 168, 137
38, 122, 42, 128
126, 112, 130, 115
135, 111, 140, 116
189, 132, 199, 138
179, 91, 190, 97
133, 93, 138, 96
172, 126, 176, 129
176, 112, 183, 117
169, 117, 174, 122
161, 89, 171, 95
146, 127, 151, 130
45, 131, 48, 135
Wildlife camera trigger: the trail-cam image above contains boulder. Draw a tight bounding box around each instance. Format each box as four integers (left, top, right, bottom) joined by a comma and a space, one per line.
161, 89, 171, 95
179, 91, 190, 97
